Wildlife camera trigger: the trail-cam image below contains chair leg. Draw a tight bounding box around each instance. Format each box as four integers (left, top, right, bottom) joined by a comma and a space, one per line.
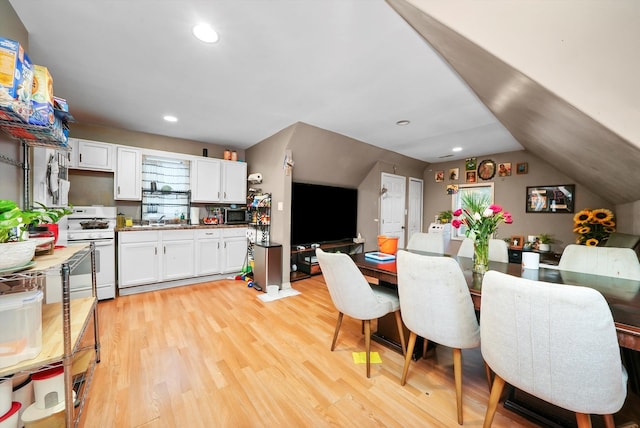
575, 413, 592, 428
422, 338, 428, 359
400, 331, 417, 386
331, 312, 344, 351
364, 319, 372, 378
453, 348, 463, 425
393, 310, 406, 355
602, 414, 615, 428
483, 361, 493, 392
482, 374, 505, 428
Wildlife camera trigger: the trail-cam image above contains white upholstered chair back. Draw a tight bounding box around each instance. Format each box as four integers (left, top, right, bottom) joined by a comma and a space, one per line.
480, 270, 627, 425
396, 250, 479, 349
316, 249, 396, 320
456, 238, 509, 263
396, 250, 480, 424
316, 249, 406, 378
406, 232, 444, 254
559, 244, 640, 280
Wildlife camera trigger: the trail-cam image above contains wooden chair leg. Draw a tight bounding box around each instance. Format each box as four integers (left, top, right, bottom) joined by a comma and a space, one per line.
575, 413, 592, 428
422, 338, 428, 359
331, 312, 344, 351
483, 361, 493, 392
453, 348, 463, 425
394, 310, 406, 355
483, 374, 505, 428
364, 319, 372, 378
602, 414, 615, 428
400, 331, 417, 385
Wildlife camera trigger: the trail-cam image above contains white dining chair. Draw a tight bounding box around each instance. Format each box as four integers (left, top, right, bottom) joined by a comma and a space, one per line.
456, 238, 509, 263
559, 244, 640, 280
316, 249, 406, 378
396, 250, 481, 425
480, 270, 627, 428
406, 232, 444, 254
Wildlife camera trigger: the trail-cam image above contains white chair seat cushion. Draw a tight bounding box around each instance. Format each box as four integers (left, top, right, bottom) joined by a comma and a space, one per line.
481, 271, 627, 414
370, 284, 401, 312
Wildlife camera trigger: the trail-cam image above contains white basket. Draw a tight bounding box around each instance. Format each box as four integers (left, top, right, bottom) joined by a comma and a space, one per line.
0, 240, 37, 270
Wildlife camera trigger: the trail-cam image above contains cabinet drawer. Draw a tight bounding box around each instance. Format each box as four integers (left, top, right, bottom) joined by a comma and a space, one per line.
162, 229, 195, 240
222, 227, 247, 238
196, 229, 221, 239
118, 230, 159, 243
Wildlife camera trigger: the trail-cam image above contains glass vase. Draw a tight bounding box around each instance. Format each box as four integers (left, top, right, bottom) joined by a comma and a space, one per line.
473, 238, 489, 274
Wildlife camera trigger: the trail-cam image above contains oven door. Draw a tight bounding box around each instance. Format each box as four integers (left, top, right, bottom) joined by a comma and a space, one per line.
68, 239, 116, 300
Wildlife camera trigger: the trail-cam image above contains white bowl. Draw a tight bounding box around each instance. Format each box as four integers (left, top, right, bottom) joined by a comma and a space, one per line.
0, 241, 36, 270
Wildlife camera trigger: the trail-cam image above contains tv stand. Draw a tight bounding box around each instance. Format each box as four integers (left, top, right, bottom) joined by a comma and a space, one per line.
290, 240, 364, 282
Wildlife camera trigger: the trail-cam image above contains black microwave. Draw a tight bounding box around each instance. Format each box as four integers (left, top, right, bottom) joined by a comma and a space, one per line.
224, 207, 247, 224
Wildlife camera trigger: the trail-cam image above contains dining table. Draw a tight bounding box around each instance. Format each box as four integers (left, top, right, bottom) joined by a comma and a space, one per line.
352, 251, 640, 351
352, 250, 640, 427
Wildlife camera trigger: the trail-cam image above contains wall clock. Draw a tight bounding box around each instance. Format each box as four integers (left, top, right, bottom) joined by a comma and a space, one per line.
477, 159, 496, 180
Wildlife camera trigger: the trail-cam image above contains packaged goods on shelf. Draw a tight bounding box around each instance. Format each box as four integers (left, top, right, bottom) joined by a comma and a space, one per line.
29, 65, 54, 127
0, 37, 33, 123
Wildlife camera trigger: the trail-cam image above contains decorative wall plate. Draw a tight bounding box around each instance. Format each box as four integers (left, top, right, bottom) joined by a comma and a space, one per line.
477, 159, 496, 180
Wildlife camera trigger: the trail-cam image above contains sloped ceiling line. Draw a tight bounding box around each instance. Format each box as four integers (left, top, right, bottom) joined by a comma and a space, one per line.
386, 0, 640, 205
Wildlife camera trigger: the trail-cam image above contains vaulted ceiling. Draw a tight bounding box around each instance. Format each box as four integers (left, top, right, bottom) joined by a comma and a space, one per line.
388, 0, 640, 205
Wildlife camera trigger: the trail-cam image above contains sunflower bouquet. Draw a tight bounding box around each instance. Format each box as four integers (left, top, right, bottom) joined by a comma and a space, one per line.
573, 208, 616, 246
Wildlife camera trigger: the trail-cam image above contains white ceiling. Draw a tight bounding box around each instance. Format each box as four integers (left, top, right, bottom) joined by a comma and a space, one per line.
9, 0, 523, 163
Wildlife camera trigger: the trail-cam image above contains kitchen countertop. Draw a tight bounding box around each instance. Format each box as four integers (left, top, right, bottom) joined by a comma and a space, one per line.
116, 223, 249, 232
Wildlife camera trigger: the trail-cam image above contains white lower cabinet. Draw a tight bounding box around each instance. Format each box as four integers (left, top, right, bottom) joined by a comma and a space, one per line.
119, 227, 247, 292
221, 228, 247, 272
196, 229, 222, 275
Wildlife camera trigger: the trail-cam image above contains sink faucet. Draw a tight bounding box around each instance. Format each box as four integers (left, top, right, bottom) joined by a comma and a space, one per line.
158, 215, 166, 224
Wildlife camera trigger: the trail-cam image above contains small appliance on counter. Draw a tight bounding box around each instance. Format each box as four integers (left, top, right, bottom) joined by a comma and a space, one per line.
190, 207, 200, 225
224, 207, 248, 224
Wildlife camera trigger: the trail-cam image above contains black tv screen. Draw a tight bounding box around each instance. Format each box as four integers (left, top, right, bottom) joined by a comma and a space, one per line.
291, 182, 358, 246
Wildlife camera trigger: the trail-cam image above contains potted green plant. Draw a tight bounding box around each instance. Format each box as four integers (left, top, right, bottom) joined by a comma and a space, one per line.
438, 210, 453, 224
27, 202, 73, 246
0, 200, 38, 270
537, 233, 555, 252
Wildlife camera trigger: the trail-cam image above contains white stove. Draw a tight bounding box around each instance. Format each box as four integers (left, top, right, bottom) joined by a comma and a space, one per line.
66, 206, 117, 300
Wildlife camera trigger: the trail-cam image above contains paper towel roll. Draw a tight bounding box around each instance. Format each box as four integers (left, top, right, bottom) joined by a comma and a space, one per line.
522, 252, 540, 270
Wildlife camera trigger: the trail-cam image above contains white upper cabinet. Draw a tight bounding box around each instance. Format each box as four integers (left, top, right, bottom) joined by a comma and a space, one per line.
69, 138, 114, 171
221, 160, 247, 203
191, 158, 222, 202
114, 146, 142, 200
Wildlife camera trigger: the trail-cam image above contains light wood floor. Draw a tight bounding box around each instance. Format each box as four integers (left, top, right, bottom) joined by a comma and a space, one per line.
80, 276, 639, 427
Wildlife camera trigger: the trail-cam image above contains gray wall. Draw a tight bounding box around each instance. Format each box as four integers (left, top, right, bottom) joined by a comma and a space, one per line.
424, 150, 612, 253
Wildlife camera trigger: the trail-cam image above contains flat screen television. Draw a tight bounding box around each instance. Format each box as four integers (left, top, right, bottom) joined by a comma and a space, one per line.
291, 182, 358, 246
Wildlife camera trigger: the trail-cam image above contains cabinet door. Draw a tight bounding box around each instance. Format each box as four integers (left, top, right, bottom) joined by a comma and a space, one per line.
118, 241, 159, 287
162, 239, 195, 281
222, 236, 247, 273
115, 146, 142, 200
76, 139, 114, 171
221, 161, 247, 203
196, 234, 222, 275
191, 158, 221, 202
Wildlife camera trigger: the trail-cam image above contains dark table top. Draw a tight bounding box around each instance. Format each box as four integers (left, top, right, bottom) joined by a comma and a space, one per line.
352, 251, 640, 351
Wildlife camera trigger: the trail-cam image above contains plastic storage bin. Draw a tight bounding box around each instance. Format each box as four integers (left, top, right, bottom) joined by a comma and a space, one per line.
0, 291, 43, 369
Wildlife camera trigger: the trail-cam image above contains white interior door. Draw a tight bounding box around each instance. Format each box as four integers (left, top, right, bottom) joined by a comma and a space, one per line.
407, 177, 423, 240
379, 173, 406, 249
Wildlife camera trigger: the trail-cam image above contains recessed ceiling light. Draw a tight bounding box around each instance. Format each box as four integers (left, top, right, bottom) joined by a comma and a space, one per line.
452, 147, 463, 152
395, 120, 410, 126
163, 115, 178, 123
192, 23, 219, 43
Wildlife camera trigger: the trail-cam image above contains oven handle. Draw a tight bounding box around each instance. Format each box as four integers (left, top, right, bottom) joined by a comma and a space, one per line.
68, 239, 114, 247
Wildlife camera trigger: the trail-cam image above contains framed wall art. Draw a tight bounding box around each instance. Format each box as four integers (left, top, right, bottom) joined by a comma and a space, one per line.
516, 162, 528, 174
526, 184, 575, 213
435, 170, 444, 182
449, 168, 459, 181
498, 162, 511, 177
465, 157, 477, 171
477, 159, 496, 180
